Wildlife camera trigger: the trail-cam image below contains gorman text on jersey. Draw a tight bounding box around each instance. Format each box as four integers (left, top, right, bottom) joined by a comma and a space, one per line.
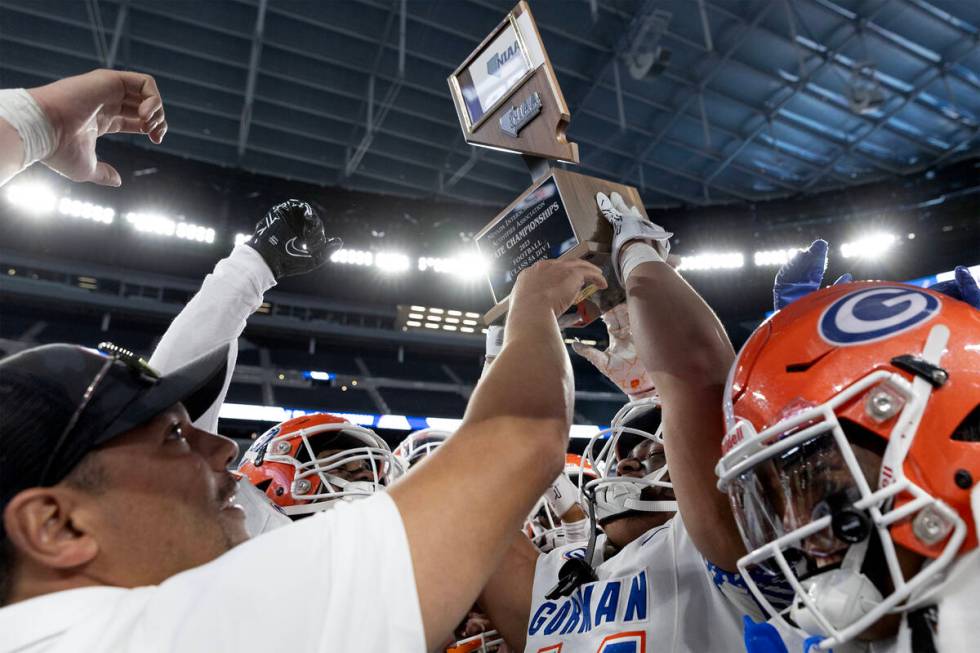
528, 570, 649, 637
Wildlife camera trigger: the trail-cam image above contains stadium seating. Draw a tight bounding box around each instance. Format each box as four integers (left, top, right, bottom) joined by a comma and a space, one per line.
379, 387, 468, 418
274, 385, 378, 413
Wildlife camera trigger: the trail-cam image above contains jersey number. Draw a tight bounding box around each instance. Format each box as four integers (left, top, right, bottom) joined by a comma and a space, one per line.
535, 631, 646, 653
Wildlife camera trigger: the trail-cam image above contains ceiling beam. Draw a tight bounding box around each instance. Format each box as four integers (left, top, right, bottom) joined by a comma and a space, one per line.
707, 0, 978, 132
703, 0, 894, 187
83, 0, 110, 67
801, 36, 980, 189
345, 0, 404, 179
106, 0, 128, 69
623, 2, 779, 192
237, 0, 267, 159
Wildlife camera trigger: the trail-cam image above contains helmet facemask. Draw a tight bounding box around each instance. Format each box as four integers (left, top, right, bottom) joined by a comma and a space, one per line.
393, 428, 451, 469
583, 398, 677, 524
448, 630, 504, 653
259, 423, 405, 516
717, 325, 968, 649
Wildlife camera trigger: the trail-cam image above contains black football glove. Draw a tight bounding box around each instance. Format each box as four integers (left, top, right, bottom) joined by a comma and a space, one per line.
247, 199, 341, 280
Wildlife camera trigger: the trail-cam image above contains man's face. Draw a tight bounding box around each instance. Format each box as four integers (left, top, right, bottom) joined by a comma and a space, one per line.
79, 403, 246, 587
601, 437, 675, 547
615, 438, 674, 499
314, 447, 376, 486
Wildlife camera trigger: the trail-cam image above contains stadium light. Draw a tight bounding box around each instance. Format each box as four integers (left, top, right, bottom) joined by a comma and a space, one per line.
330, 248, 374, 266
175, 221, 215, 243
234, 233, 250, 246
375, 252, 410, 273
126, 211, 175, 236
753, 247, 804, 267
418, 252, 489, 280
840, 233, 897, 259
303, 370, 335, 382
676, 252, 745, 271
397, 304, 485, 336
126, 212, 214, 243
58, 198, 114, 224
4, 182, 57, 215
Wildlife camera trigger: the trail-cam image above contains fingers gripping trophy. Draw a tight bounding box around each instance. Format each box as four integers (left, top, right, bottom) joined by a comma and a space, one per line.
447, 1, 662, 327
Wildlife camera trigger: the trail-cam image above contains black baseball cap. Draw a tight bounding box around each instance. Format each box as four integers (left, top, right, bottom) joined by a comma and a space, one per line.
0, 342, 229, 513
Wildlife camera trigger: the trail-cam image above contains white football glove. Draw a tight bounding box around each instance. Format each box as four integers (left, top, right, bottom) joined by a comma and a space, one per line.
571, 302, 656, 399
596, 191, 671, 286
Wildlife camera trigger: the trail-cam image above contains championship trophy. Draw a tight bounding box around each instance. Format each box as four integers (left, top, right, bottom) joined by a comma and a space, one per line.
448, 1, 655, 327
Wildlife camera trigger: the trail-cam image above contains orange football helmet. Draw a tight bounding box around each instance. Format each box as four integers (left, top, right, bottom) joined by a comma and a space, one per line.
716, 281, 980, 647
238, 413, 405, 517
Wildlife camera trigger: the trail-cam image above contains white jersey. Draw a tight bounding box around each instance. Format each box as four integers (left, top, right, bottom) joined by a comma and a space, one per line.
0, 493, 425, 653
525, 515, 751, 653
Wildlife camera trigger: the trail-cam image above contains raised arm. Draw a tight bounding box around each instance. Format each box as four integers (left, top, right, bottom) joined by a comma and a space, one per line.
0, 69, 166, 188
598, 192, 743, 571
149, 200, 339, 432
388, 258, 606, 650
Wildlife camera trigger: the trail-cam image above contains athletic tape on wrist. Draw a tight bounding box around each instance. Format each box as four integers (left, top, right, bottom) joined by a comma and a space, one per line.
485, 325, 504, 357
562, 516, 590, 545
0, 89, 56, 167
620, 241, 663, 283
546, 473, 580, 518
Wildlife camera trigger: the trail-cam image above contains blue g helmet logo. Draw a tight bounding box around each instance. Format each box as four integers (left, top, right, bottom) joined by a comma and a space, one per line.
819, 286, 941, 346
247, 424, 282, 465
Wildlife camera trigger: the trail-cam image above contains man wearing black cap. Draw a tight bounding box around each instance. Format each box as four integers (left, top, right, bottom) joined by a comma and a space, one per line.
0, 257, 607, 652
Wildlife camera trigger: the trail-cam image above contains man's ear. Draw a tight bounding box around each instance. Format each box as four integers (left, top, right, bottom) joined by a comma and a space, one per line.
3, 488, 99, 570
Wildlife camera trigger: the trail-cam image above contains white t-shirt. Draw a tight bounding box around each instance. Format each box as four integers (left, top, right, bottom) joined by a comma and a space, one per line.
0, 493, 425, 653
524, 515, 749, 653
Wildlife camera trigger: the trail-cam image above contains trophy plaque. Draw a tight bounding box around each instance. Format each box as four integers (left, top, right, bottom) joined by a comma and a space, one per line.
449, 1, 656, 327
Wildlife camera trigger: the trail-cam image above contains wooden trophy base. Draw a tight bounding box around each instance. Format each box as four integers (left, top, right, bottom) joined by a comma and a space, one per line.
475, 167, 651, 326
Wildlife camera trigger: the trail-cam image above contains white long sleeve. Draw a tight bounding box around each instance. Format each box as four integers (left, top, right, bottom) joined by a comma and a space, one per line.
149, 244, 276, 432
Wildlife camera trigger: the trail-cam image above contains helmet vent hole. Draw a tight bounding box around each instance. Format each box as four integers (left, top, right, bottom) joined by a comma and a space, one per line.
951, 404, 980, 443
785, 350, 832, 373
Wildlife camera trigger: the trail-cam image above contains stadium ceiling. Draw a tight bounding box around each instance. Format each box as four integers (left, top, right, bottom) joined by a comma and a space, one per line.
1, 0, 979, 209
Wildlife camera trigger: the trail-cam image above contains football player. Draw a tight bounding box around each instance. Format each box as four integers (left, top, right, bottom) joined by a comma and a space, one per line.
717, 281, 980, 651
579, 399, 676, 558
238, 412, 405, 517
477, 194, 792, 652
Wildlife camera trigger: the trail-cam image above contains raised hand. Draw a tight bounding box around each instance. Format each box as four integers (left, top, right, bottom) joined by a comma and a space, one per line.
30, 69, 168, 187
572, 302, 656, 399
510, 258, 607, 318
247, 200, 342, 280
595, 191, 671, 285
930, 265, 980, 309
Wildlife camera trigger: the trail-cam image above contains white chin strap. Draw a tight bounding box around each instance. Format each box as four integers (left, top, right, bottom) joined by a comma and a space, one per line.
593, 478, 677, 521
790, 538, 883, 636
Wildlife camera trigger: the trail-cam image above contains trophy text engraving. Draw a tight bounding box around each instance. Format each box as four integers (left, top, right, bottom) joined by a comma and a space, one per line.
499, 92, 543, 137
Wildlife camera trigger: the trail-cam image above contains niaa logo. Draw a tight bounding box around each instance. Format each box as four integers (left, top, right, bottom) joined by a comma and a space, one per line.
487, 40, 520, 77
818, 286, 940, 346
